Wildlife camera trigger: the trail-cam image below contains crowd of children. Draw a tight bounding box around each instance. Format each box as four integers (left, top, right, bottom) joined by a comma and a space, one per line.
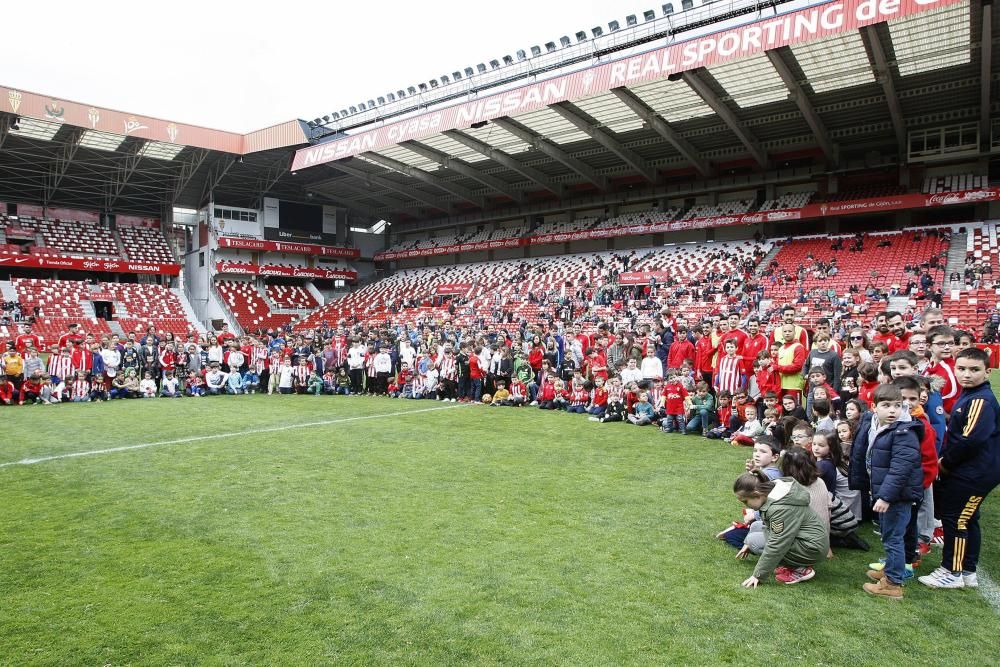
1, 308, 997, 602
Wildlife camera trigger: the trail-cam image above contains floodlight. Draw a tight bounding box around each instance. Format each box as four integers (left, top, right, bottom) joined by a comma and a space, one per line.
644, 10, 655, 21
440, 75, 450, 85
340, 109, 349, 117
368, 99, 375, 108
502, 55, 513, 66
358, 102, 366, 111
591, 26, 603, 37
349, 105, 357, 114
407, 86, 417, 95
429, 79, 439, 88
559, 36, 571, 47
464, 67, 475, 77
681, 0, 693, 9
490, 59, 500, 69
477, 63, 487, 73
377, 96, 385, 105
386, 93, 395, 103
626, 14, 638, 26
576, 31, 587, 42
545, 42, 556, 53
453, 70, 463, 80
332, 112, 341, 120
516, 49, 527, 60
418, 83, 428, 92
530, 45, 541, 57
322, 115, 330, 123
609, 20, 621, 31
662, 3, 674, 14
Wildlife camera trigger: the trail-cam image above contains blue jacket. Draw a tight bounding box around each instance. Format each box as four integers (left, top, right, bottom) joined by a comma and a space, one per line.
941, 382, 1000, 491
849, 411, 923, 504
925, 390, 946, 452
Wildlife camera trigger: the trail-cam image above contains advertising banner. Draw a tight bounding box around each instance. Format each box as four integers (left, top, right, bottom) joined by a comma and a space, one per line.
217, 236, 360, 258
0, 253, 180, 275
215, 261, 358, 280
293, 0, 961, 170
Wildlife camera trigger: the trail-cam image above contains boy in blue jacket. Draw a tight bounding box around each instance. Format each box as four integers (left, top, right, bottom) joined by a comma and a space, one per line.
850, 383, 923, 599
919, 347, 1000, 589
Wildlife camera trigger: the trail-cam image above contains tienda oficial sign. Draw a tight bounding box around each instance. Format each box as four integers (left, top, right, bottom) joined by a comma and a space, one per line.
0, 253, 180, 275
293, 0, 961, 170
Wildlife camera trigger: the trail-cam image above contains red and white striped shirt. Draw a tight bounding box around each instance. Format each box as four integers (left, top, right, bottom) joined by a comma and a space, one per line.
296, 365, 310, 384
71, 378, 90, 400
268, 356, 284, 375
437, 355, 457, 380
510, 381, 526, 400
48, 354, 74, 381
715, 355, 746, 395
607, 385, 625, 403
570, 387, 589, 406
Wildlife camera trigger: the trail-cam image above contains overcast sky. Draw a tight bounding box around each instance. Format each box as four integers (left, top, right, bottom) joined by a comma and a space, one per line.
6, 0, 644, 133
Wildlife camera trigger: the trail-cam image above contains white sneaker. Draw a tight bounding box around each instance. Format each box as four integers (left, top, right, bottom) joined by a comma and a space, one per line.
529, 401, 538, 406
918, 567, 965, 589
963, 572, 979, 588
450, 398, 457, 402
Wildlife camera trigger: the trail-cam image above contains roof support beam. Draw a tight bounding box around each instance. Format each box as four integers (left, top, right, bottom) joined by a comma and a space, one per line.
253, 157, 290, 209
981, 2, 993, 150
765, 48, 838, 165
325, 159, 452, 212
200, 156, 237, 207
442, 129, 564, 197
491, 117, 607, 191
362, 153, 484, 208
105, 139, 145, 209
549, 102, 658, 183
401, 140, 523, 203
680, 70, 768, 167
609, 88, 712, 177
171, 148, 209, 205
0, 115, 12, 151
862, 25, 907, 157
44, 126, 84, 203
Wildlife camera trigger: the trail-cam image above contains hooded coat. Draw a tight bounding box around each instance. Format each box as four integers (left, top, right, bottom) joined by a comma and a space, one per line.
753, 477, 830, 579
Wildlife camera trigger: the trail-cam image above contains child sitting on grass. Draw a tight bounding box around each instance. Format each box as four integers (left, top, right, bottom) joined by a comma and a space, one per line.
627, 391, 655, 425
730, 404, 764, 447
705, 391, 740, 440
732, 469, 830, 587
685, 381, 715, 435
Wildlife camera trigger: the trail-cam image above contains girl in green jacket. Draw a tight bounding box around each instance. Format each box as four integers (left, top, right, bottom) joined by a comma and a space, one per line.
733, 471, 830, 587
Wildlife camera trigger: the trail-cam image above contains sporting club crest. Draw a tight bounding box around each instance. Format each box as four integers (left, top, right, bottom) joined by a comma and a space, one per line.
87, 107, 100, 128
8, 90, 22, 113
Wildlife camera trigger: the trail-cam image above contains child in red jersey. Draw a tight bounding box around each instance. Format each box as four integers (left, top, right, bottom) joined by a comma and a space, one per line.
660, 371, 689, 433
586, 376, 609, 419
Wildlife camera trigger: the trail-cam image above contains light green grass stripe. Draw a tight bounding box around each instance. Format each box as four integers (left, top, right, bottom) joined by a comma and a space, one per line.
0, 403, 468, 469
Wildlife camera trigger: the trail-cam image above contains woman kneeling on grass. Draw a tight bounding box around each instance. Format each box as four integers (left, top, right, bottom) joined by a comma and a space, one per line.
734, 470, 830, 587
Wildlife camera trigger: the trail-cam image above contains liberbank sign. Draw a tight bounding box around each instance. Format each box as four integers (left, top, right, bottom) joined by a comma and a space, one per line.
292, 0, 959, 171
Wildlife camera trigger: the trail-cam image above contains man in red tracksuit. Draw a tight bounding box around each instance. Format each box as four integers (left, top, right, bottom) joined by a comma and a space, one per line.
695, 323, 717, 391
666, 327, 695, 371
469, 349, 485, 402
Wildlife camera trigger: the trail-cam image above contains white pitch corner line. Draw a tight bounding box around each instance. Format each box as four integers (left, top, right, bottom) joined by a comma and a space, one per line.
0, 403, 468, 469
978, 569, 1000, 616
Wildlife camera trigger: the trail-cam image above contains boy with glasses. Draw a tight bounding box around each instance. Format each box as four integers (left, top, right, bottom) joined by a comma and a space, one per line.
923, 325, 958, 415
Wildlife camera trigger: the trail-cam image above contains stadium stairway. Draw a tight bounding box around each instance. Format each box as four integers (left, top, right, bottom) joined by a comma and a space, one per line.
172, 287, 207, 333
944, 229, 969, 280
0, 280, 18, 304
755, 244, 782, 277
107, 319, 126, 338
887, 294, 911, 313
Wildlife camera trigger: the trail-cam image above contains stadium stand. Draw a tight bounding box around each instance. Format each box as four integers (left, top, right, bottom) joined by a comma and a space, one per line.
758, 191, 815, 211
117, 225, 176, 264
216, 280, 294, 333
759, 230, 949, 327
11, 278, 113, 344
100, 282, 194, 337
680, 199, 754, 220
265, 284, 319, 310
923, 173, 987, 193
29, 218, 119, 257
296, 239, 770, 330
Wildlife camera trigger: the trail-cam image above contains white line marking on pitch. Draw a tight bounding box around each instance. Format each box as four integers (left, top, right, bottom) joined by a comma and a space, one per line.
978, 569, 1000, 616
0, 404, 467, 469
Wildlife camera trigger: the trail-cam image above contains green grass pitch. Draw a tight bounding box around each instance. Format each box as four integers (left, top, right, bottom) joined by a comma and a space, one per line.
2, 384, 1000, 665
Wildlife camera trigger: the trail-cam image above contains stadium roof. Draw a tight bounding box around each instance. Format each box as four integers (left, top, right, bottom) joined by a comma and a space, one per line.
0, 0, 991, 226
